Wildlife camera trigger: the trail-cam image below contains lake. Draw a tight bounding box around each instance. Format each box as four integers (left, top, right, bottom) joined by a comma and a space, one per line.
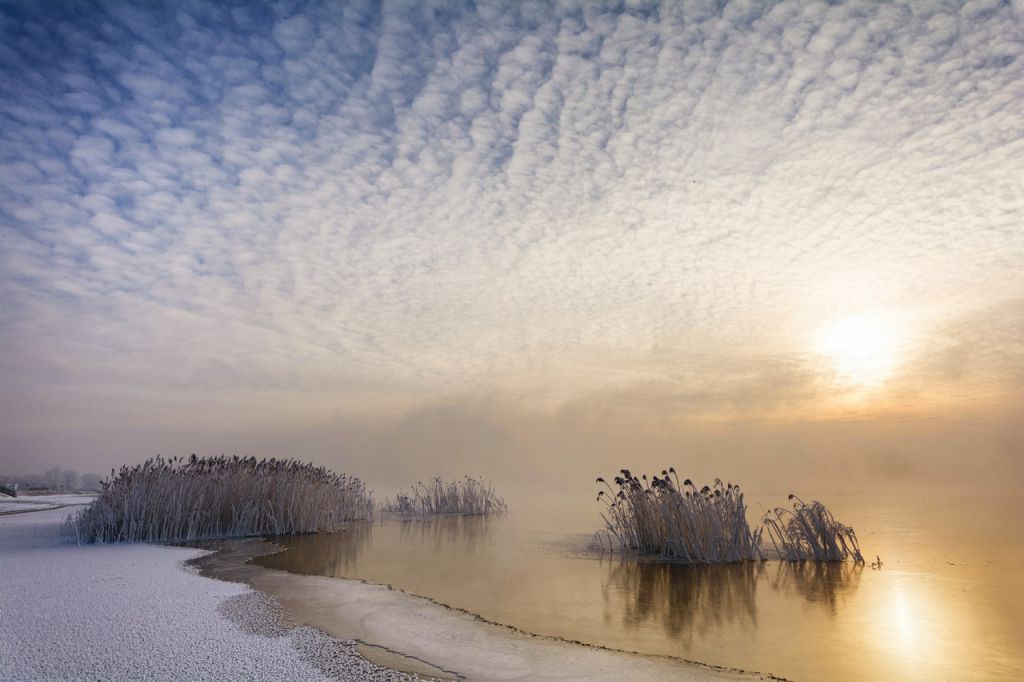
252, 490, 1023, 681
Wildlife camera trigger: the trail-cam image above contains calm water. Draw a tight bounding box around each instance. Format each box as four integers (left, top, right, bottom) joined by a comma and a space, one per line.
255, 492, 1024, 681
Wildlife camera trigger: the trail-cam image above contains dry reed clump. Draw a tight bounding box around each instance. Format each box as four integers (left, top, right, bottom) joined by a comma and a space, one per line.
66, 455, 375, 543
593, 469, 865, 564
761, 495, 864, 562
593, 469, 764, 563
382, 476, 507, 517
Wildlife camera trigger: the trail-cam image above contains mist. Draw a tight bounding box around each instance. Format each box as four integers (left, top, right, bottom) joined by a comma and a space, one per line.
5, 385, 1021, 501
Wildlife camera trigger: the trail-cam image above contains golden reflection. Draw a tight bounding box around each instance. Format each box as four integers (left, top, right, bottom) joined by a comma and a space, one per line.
891, 587, 915, 641
602, 559, 761, 646
258, 523, 373, 575
396, 515, 492, 554
769, 561, 862, 614
863, 578, 948, 671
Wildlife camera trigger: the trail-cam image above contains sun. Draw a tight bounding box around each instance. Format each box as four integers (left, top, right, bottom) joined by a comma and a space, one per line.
817, 316, 898, 386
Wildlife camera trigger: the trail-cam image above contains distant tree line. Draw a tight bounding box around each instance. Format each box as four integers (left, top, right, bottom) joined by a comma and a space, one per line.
0, 466, 103, 493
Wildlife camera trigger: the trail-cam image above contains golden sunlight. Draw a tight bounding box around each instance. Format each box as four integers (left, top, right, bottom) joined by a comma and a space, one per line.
817, 316, 898, 386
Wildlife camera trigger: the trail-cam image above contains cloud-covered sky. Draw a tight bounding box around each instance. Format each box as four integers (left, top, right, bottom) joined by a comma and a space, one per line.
1, 1, 1022, 488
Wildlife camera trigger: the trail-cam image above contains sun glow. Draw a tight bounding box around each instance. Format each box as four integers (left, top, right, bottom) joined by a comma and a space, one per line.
817, 316, 899, 386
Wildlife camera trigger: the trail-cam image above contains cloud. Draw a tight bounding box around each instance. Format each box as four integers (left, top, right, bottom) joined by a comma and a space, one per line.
272, 15, 317, 54
0, 0, 1022, 473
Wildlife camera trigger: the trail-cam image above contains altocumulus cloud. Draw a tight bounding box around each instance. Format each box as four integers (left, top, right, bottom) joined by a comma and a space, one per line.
1, 0, 1023, 436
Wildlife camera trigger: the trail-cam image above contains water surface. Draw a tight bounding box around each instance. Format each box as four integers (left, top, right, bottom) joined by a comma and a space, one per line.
256, 492, 1024, 681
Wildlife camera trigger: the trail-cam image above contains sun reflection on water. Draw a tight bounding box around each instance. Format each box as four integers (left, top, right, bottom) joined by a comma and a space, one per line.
860, 575, 976, 679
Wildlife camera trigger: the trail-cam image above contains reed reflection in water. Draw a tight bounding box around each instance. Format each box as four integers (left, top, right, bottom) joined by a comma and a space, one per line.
603, 559, 760, 645
602, 557, 862, 646
770, 560, 863, 614
396, 515, 492, 554
262, 515, 496, 578
266, 522, 373, 575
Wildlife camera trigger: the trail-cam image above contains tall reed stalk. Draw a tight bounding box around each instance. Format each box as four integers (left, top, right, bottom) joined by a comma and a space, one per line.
383, 476, 507, 517
66, 455, 375, 543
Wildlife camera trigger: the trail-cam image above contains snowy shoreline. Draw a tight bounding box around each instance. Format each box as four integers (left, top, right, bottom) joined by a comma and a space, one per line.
200, 540, 765, 682
0, 493, 96, 516
0, 502, 422, 682
1, 502, 760, 681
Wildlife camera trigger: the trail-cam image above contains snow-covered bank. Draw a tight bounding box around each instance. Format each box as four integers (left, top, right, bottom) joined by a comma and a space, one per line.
0, 493, 96, 515
0, 507, 420, 681
0, 499, 55, 514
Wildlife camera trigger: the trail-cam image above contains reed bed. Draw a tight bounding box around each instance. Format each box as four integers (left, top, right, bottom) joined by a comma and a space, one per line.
593, 469, 864, 564
761, 495, 864, 562
66, 455, 375, 543
382, 476, 507, 517
594, 469, 764, 563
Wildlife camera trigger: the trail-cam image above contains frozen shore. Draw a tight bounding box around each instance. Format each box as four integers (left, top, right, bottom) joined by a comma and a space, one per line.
0, 504, 420, 681
202, 540, 764, 682
1, 503, 758, 681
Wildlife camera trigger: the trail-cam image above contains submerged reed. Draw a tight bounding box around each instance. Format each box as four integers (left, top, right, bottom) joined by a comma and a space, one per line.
594, 469, 764, 563
593, 469, 864, 564
67, 455, 375, 543
761, 495, 864, 562
382, 476, 507, 517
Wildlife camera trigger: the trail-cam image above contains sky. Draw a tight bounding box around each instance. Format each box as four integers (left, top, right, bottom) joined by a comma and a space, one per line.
1, 0, 1022, 493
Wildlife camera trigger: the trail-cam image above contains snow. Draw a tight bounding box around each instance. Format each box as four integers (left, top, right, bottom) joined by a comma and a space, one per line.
0, 507, 420, 681
0, 500, 54, 513
13, 494, 98, 505
0, 494, 96, 515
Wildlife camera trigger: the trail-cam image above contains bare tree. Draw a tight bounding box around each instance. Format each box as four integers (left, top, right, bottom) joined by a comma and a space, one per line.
63, 469, 80, 491
44, 466, 62, 490
80, 473, 102, 491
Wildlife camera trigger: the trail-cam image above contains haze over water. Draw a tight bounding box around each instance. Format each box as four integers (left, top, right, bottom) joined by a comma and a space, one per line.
257, 491, 1024, 681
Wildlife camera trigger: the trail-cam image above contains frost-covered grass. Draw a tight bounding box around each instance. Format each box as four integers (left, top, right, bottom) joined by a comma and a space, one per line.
68, 455, 375, 543
761, 495, 864, 562
593, 469, 863, 564
383, 476, 507, 517
593, 470, 763, 563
